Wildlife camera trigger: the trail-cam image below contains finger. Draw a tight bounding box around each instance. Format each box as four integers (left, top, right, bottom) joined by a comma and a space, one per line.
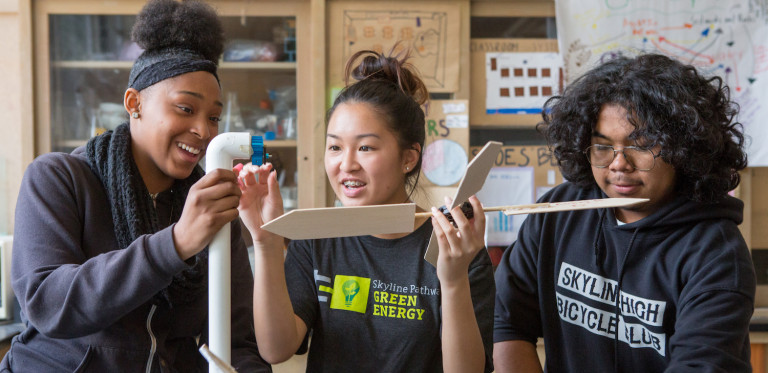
199, 178, 242, 203
205, 194, 243, 221
449, 201, 470, 231
443, 196, 454, 208
205, 168, 239, 188
431, 218, 452, 262
267, 168, 284, 201
430, 207, 451, 247
468, 195, 486, 232
195, 170, 222, 189
245, 163, 275, 187
432, 206, 461, 252
209, 204, 241, 227
257, 163, 274, 185
239, 166, 258, 187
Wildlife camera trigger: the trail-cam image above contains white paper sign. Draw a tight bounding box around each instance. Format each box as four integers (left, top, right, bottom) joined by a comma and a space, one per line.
476, 167, 534, 246
445, 115, 468, 128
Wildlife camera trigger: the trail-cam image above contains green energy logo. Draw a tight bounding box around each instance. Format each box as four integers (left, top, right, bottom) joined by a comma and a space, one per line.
342, 280, 360, 306
330, 275, 370, 313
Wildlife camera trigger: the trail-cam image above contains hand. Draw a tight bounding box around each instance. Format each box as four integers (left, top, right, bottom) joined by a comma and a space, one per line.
431, 195, 486, 288
236, 163, 285, 251
173, 168, 242, 260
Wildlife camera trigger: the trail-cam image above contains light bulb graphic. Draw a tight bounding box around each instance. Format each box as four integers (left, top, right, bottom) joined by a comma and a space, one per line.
342, 280, 360, 306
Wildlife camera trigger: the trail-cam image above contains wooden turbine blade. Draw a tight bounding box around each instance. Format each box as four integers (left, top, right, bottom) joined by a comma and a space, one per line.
502, 198, 649, 215
260, 203, 416, 240
412, 198, 649, 219
423, 141, 503, 266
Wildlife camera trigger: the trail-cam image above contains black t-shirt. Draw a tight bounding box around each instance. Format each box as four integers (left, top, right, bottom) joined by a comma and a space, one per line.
285, 221, 495, 372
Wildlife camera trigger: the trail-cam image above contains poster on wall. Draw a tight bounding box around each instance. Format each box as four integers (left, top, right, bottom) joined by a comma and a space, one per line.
328, 2, 461, 93
555, 0, 768, 165
476, 167, 534, 247
469, 145, 565, 246
469, 38, 560, 126
421, 100, 469, 187
485, 52, 563, 114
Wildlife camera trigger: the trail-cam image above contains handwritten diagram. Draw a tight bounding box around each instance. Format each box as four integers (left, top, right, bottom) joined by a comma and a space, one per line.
342, 10, 449, 89
329, 3, 460, 93
555, 0, 768, 165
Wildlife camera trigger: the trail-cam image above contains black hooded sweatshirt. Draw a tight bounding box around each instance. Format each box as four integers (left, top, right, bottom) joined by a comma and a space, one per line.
494, 182, 755, 372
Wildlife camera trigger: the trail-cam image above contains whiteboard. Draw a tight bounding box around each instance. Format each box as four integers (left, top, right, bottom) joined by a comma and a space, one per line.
555, 0, 768, 165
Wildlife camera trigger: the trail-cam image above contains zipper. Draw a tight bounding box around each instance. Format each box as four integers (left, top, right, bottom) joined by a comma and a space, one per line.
145, 304, 158, 373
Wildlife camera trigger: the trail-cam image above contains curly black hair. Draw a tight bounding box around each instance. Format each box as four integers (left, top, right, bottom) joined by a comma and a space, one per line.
538, 53, 747, 203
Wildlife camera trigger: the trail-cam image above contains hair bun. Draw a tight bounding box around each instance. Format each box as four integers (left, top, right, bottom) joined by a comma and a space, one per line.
346, 48, 428, 105
131, 0, 224, 63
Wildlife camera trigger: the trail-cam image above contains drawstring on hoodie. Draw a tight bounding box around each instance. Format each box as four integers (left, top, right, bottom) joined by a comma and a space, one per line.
594, 209, 606, 266
613, 225, 641, 372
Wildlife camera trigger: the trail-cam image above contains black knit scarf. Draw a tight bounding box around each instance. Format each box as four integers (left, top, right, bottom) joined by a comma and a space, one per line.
85, 123, 207, 308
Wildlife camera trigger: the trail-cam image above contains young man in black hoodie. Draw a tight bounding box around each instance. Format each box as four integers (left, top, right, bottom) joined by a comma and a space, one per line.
493, 53, 755, 372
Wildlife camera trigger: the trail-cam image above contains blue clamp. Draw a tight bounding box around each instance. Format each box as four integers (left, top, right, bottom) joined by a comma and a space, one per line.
251, 136, 270, 166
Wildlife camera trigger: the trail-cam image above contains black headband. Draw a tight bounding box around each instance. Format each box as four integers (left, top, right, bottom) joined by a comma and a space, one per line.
128, 48, 219, 91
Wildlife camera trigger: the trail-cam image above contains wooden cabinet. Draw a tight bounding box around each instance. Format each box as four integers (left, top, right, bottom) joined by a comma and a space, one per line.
32, 0, 327, 209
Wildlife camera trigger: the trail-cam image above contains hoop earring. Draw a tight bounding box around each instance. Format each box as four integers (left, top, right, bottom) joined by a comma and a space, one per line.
132, 112, 140, 119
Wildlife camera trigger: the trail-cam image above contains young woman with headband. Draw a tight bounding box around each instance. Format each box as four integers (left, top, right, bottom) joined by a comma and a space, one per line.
3, 0, 269, 371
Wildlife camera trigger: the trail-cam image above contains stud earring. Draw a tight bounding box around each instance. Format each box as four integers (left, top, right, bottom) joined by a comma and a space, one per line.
132, 112, 140, 119
405, 166, 410, 171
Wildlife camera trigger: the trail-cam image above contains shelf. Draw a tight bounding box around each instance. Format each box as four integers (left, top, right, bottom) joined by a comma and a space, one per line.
51, 61, 133, 69
219, 61, 296, 70
35, 1, 324, 209
59, 139, 88, 148
51, 60, 297, 70
57, 138, 297, 150
264, 139, 297, 148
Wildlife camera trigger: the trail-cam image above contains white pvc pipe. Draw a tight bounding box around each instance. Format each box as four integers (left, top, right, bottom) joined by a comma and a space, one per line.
204, 132, 254, 373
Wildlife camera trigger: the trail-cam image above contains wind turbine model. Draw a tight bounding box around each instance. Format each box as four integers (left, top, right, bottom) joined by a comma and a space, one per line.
204, 132, 267, 373
260, 141, 647, 266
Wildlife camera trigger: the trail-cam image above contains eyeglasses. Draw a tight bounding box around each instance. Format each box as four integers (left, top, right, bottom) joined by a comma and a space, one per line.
584, 144, 660, 171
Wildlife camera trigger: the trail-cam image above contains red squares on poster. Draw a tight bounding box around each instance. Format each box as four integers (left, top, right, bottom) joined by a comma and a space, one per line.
382, 26, 394, 39
400, 27, 414, 40
363, 26, 375, 38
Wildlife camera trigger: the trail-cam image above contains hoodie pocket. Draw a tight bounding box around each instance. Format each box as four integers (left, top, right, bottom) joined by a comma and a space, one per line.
73, 346, 92, 373
73, 345, 149, 372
